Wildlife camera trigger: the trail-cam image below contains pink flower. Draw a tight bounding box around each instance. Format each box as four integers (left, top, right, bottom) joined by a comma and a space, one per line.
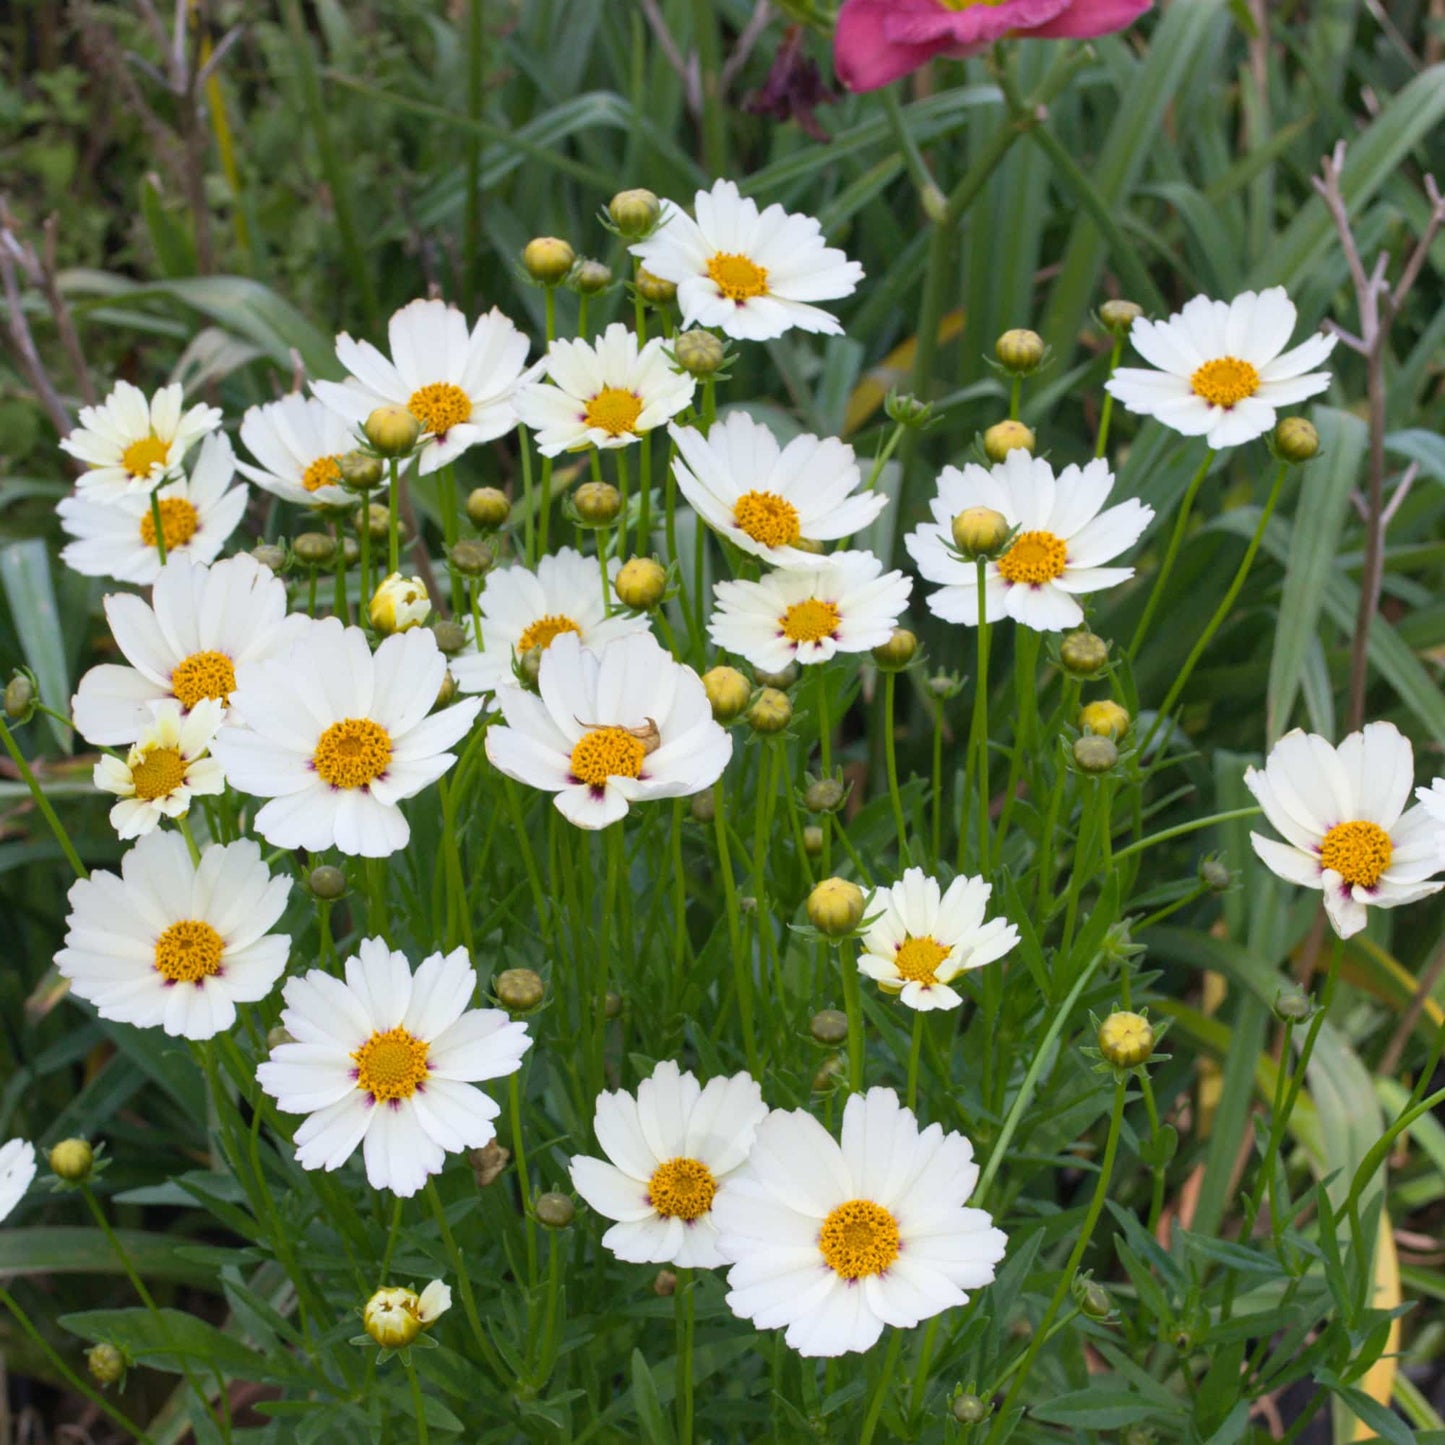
833, 0, 1152, 93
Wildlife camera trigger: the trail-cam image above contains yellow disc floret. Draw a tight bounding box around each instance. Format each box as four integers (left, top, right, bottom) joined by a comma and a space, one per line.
647, 1157, 717, 1220
129, 746, 187, 801
894, 935, 951, 984
707, 252, 769, 301
517, 613, 582, 652
171, 650, 236, 708
302, 454, 343, 493
734, 490, 801, 549
1190, 357, 1260, 409
570, 726, 647, 789
997, 530, 1068, 586
780, 598, 841, 645
352, 1026, 430, 1103
1319, 820, 1393, 889
818, 1199, 901, 1279
139, 498, 199, 551
154, 919, 225, 983
583, 387, 644, 438
407, 383, 472, 435
121, 434, 170, 480
313, 718, 393, 790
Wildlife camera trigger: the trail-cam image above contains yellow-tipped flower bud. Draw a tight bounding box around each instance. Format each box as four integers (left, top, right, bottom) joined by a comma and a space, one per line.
1073, 735, 1119, 774
802, 824, 824, 857
363, 1282, 451, 1349
369, 573, 431, 636
435, 671, 457, 709
747, 687, 792, 735
674, 329, 726, 378
1275, 416, 1320, 463
466, 486, 511, 530
1079, 699, 1131, 741
810, 1009, 848, 1045
615, 557, 667, 610
995, 328, 1046, 374
952, 506, 1011, 559
495, 967, 545, 1014
49, 1138, 94, 1183
292, 532, 335, 566
636, 268, 677, 304
449, 539, 494, 577
308, 864, 347, 900
872, 628, 917, 672
522, 236, 576, 285
1059, 630, 1110, 677
1099, 299, 1144, 334
983, 419, 1036, 464
364, 404, 421, 456
338, 451, 384, 491
609, 189, 662, 238
87, 1342, 126, 1387
574, 481, 622, 525
572, 259, 613, 295
807, 877, 864, 937
1098, 1010, 1154, 1069
535, 1192, 576, 1228
702, 666, 751, 723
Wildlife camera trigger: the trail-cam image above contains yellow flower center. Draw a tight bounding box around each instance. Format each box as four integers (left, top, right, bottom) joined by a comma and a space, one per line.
583, 386, 644, 438
407, 382, 472, 435
647, 1157, 717, 1221
153, 919, 225, 984
352, 1026, 430, 1103
1190, 357, 1261, 409
894, 934, 951, 983
139, 498, 199, 551
1319, 819, 1393, 889
313, 718, 393, 790
302, 454, 343, 492
517, 613, 582, 653
570, 726, 647, 789
997, 529, 1068, 586
170, 650, 236, 708
780, 598, 841, 644
707, 252, 769, 301
121, 434, 170, 480
734, 490, 801, 549
129, 746, 188, 801
818, 1199, 901, 1279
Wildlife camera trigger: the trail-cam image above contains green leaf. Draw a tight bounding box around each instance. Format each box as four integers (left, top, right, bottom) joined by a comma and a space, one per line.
630, 1348, 675, 1445
1029, 1390, 1162, 1428
0, 1228, 222, 1289
1, 539, 74, 753
1388, 427, 1445, 484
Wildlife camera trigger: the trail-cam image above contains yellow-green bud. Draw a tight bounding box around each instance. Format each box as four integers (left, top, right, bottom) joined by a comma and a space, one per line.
754, 663, 798, 691
952, 1394, 990, 1425
449, 539, 494, 577
292, 532, 335, 566
571, 259, 613, 294
495, 968, 545, 1013
747, 687, 792, 735
802, 824, 824, 857
1059, 630, 1109, 677
872, 628, 917, 672
369, 572, 431, 635
251, 543, 287, 573
87, 1342, 125, 1387
432, 620, 468, 657
469, 1140, 510, 1186
636, 268, 677, 304
308, 865, 347, 901
363, 1287, 424, 1350
435, 671, 457, 709
1098, 1010, 1154, 1068
522, 236, 576, 285
341, 537, 359, 566
690, 788, 716, 824
702, 666, 751, 722
359, 502, 399, 542
364, 404, 420, 456
1079, 699, 1130, 740
1075, 1274, 1112, 1319
574, 481, 622, 525
1073, 734, 1118, 774
3, 673, 36, 722
615, 557, 667, 610
1275, 416, 1320, 463
1200, 856, 1233, 893
516, 647, 543, 691
995, 327, 1046, 374
952, 507, 1011, 559
608, 189, 662, 238
1274, 988, 1312, 1024
603, 991, 623, 1019
810, 1009, 848, 1045
266, 1025, 294, 1050
466, 486, 511, 530
674, 329, 726, 378
884, 390, 934, 429
983, 419, 1036, 464
338, 451, 384, 491
804, 777, 847, 814
812, 1054, 845, 1092
652, 1268, 678, 1297
534, 1190, 572, 1225
807, 877, 864, 937
48, 1138, 94, 1183
1099, 299, 1144, 334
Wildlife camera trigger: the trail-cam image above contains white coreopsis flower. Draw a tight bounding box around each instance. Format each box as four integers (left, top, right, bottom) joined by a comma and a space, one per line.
905, 450, 1152, 633
0, 1139, 36, 1223
54, 830, 291, 1040
449, 547, 649, 699
709, 551, 910, 673
362, 1280, 452, 1349
71, 553, 312, 746
57, 432, 249, 587
1414, 780, 1445, 865
257, 939, 531, 1198
94, 698, 226, 840
60, 379, 222, 499
209, 619, 482, 859
630, 179, 863, 341
513, 323, 695, 457
1245, 722, 1444, 940
312, 298, 532, 475
485, 630, 731, 830
857, 869, 1019, 1013
1106, 286, 1336, 449
238, 392, 376, 508
670, 411, 888, 569
569, 1061, 767, 1268
712, 1088, 1006, 1357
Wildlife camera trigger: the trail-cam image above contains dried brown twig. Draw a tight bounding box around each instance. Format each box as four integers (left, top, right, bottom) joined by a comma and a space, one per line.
0, 202, 75, 442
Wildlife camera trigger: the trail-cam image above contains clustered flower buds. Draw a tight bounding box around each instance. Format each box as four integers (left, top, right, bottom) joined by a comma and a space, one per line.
703, 666, 752, 723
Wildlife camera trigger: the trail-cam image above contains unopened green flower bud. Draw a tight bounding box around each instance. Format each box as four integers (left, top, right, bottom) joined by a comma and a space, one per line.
928, 671, 962, 700
1273, 988, 1313, 1024
952, 507, 1010, 559
308, 865, 347, 901
1079, 700, 1130, 740
495, 968, 545, 1013
1099, 299, 1144, 334
690, 788, 716, 824
674, 329, 727, 377
359, 502, 400, 542
571, 259, 613, 295
516, 646, 543, 691
436, 669, 457, 711
884, 390, 934, 429
812, 1054, 845, 1092
1059, 630, 1109, 677
802, 824, 824, 857
952, 1393, 990, 1425
449, 539, 494, 577
251, 543, 288, 573
466, 487, 511, 530
608, 189, 662, 238
341, 536, 360, 566
1073, 734, 1119, 774
1199, 855, 1232, 892
804, 776, 847, 814
48, 1138, 94, 1183
87, 1342, 125, 1387
1275, 416, 1320, 463
995, 328, 1045, 374
702, 666, 751, 722
574, 481, 622, 525
635, 268, 677, 305
338, 451, 384, 491
431, 620, 468, 657
1098, 1010, 1154, 1069
293, 532, 335, 566
983, 420, 1036, 464
3, 672, 36, 723
1074, 1273, 1112, 1320
807, 877, 864, 937
747, 687, 792, 735
810, 1009, 848, 1045
753, 663, 798, 691
603, 991, 623, 1020
522, 236, 576, 285
615, 557, 667, 610
872, 628, 917, 672
364, 404, 421, 456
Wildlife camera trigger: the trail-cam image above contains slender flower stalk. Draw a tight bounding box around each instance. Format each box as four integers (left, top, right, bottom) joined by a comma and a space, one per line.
1127, 447, 1213, 660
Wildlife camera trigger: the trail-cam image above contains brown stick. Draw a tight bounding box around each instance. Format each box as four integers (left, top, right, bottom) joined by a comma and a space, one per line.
0, 212, 73, 440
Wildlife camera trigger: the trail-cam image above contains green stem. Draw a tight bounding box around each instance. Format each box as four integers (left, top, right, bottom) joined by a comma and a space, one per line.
859, 1329, 905, 1445
0, 715, 86, 877
510, 1071, 539, 1286
960, 559, 990, 871
840, 939, 864, 1092
1110, 806, 1261, 864
404, 1353, 430, 1445
689, 0, 728, 176
378, 1194, 403, 1286
425, 1180, 509, 1382
149, 483, 168, 565
713, 785, 759, 1074
1127, 448, 1213, 661
905, 1012, 925, 1110
675, 1266, 695, 1445
637, 432, 652, 552
883, 671, 910, 867
1095, 336, 1125, 458
387, 457, 401, 575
